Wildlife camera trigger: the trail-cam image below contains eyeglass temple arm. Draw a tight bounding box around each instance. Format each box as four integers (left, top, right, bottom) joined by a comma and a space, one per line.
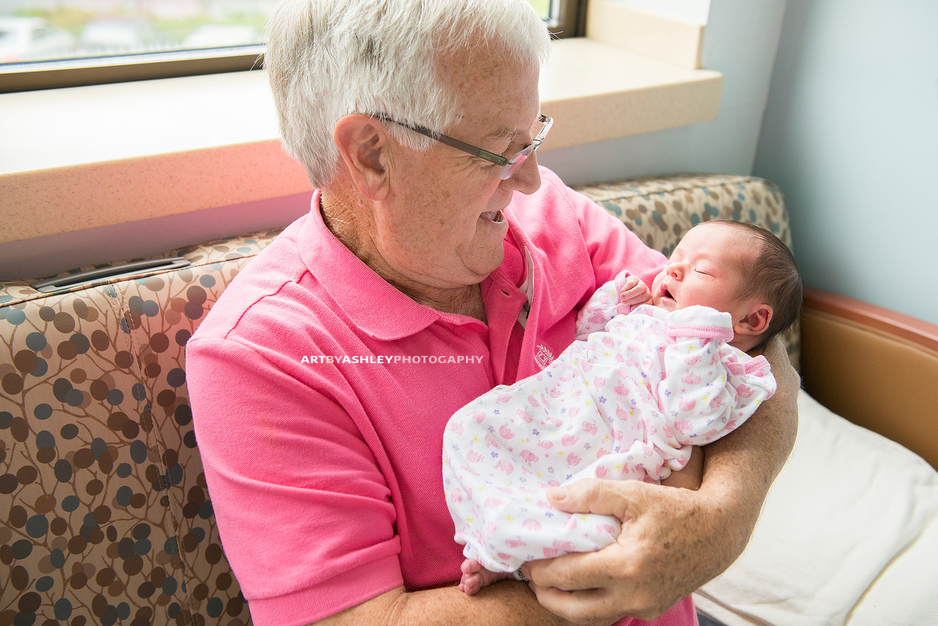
373, 113, 508, 166
434, 135, 508, 165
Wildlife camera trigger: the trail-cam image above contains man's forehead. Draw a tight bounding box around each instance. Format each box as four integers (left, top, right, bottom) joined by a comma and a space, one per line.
441, 48, 540, 135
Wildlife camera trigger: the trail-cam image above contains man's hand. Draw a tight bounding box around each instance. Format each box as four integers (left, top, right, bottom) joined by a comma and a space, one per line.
522, 480, 722, 623
523, 337, 800, 625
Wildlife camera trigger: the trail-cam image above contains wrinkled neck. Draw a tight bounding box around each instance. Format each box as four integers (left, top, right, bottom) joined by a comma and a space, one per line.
320, 191, 487, 322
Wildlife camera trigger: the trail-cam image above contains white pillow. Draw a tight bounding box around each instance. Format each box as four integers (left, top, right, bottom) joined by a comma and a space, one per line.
693, 391, 938, 625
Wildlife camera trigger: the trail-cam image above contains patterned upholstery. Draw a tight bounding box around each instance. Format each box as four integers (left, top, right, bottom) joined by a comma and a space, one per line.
0, 232, 278, 626
0, 175, 794, 625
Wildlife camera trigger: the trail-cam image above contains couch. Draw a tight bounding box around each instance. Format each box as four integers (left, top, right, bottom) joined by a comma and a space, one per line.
2, 173, 936, 625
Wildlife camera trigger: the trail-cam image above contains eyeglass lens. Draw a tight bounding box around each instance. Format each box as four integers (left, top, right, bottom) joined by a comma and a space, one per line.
499, 115, 552, 180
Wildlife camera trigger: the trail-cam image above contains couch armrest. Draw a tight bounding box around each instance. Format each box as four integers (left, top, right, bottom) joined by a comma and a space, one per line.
800, 287, 938, 469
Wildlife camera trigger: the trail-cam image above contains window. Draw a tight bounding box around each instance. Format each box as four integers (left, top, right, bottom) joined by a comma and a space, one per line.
538, 0, 587, 38
0, 0, 584, 93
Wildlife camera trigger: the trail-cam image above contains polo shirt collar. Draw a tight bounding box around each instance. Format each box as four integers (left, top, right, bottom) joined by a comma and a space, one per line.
299, 191, 496, 341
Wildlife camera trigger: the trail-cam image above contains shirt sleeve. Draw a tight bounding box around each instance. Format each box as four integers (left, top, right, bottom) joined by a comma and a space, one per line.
564, 176, 667, 293
186, 336, 403, 625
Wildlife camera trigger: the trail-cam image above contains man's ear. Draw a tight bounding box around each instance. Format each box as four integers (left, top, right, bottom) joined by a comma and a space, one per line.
735, 303, 773, 337
333, 114, 390, 201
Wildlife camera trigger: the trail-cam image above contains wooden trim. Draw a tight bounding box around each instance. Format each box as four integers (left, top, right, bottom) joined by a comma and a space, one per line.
552, 0, 588, 38
0, 47, 264, 94
800, 288, 938, 469
802, 287, 938, 353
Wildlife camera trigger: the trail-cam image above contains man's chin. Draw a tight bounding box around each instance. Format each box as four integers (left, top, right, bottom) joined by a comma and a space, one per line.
463, 247, 506, 282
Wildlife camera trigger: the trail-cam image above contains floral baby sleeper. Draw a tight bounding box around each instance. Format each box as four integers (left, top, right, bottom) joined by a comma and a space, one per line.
442, 284, 776, 573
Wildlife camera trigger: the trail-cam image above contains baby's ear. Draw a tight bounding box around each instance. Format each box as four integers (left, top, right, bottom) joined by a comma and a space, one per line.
735, 303, 773, 337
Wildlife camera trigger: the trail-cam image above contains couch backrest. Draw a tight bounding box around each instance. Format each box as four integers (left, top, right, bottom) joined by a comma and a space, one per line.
0, 174, 794, 625
0, 231, 279, 626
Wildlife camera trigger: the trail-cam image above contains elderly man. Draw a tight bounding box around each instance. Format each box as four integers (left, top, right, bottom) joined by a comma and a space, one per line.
186, 0, 799, 625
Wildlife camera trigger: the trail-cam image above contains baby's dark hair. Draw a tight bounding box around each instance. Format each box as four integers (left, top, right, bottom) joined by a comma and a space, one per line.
712, 220, 803, 352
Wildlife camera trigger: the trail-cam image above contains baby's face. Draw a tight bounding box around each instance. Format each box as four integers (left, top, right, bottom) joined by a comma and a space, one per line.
651, 223, 755, 317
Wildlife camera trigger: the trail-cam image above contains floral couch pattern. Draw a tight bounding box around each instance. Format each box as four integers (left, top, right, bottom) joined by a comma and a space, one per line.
0, 233, 278, 626
0, 174, 795, 625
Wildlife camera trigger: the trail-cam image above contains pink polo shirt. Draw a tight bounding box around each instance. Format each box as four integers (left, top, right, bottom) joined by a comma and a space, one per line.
187, 167, 694, 625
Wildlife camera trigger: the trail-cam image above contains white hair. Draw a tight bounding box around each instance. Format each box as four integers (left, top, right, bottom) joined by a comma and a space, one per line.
265, 0, 551, 189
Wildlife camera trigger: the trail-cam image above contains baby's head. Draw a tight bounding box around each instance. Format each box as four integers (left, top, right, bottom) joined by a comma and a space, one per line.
651, 220, 802, 352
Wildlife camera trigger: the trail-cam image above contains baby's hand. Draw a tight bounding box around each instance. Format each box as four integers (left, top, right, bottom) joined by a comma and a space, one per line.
617, 273, 652, 312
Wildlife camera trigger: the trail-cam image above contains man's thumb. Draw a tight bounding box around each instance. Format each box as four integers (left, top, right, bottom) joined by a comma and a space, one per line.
547, 479, 607, 514
547, 478, 641, 521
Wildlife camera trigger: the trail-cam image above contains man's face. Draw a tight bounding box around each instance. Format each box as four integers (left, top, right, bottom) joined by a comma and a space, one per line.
367, 45, 544, 291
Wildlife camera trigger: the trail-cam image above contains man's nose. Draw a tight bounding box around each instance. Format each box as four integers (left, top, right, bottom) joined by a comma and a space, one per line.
502, 154, 541, 195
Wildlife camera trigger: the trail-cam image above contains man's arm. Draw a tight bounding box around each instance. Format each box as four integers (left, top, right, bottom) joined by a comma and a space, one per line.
522, 337, 799, 623
316, 582, 618, 626
659, 445, 703, 491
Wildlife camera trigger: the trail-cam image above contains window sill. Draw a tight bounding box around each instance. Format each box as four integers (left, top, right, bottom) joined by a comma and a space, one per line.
0, 14, 721, 246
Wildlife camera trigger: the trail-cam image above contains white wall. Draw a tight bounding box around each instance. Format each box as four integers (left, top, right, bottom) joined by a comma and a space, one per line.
0, 193, 312, 281
752, 0, 938, 325
539, 0, 787, 185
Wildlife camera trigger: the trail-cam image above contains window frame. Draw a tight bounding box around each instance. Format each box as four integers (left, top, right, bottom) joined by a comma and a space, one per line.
550, 0, 587, 38
0, 46, 264, 93
0, 0, 585, 94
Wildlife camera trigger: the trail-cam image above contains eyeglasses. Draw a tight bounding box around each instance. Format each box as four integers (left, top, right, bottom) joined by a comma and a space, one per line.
375, 113, 553, 180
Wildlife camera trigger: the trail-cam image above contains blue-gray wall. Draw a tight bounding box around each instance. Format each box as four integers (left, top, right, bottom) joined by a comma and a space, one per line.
753, 0, 938, 324
541, 0, 787, 186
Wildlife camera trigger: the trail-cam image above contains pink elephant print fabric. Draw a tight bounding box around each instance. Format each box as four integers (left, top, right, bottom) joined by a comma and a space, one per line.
442, 298, 776, 573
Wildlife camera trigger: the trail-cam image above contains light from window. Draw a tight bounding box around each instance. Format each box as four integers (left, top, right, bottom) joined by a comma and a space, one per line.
529, 0, 552, 22
0, 0, 574, 92
0, 0, 270, 65
1, 0, 557, 66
